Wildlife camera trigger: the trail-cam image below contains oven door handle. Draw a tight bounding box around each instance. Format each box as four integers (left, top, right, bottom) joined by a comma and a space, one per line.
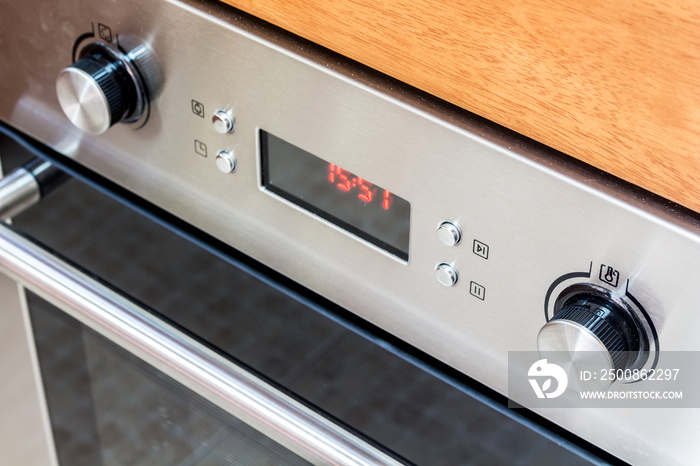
0, 220, 403, 466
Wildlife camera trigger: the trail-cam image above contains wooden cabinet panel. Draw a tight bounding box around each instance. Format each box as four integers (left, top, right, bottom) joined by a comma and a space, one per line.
223, 0, 700, 212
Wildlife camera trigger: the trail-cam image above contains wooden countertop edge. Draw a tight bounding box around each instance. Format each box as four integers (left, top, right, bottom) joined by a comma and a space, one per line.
221, 0, 700, 213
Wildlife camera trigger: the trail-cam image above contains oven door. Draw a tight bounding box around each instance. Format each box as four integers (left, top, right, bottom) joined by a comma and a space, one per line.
0, 128, 607, 465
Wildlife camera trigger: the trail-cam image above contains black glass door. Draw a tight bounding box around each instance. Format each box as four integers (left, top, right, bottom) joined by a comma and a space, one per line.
29, 292, 311, 466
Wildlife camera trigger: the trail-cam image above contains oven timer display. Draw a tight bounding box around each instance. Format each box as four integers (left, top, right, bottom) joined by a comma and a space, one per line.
327, 163, 395, 211
260, 131, 410, 261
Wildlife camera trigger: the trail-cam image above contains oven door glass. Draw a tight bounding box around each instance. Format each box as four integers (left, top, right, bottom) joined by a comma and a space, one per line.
0, 133, 606, 465
28, 292, 312, 466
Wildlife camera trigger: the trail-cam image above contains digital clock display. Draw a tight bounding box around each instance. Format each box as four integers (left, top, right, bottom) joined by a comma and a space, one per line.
260, 131, 410, 260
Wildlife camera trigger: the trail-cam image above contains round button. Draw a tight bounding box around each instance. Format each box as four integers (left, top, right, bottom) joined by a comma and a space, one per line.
215, 150, 236, 173
435, 263, 458, 287
212, 110, 235, 134
437, 221, 461, 246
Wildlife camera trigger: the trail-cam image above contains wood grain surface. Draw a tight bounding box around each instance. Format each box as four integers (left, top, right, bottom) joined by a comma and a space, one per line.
223, 0, 700, 212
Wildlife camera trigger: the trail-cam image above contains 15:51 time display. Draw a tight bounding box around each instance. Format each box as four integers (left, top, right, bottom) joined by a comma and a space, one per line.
260, 131, 411, 261
328, 164, 394, 210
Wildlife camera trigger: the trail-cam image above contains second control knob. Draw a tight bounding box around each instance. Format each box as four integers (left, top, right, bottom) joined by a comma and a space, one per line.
538, 283, 649, 390
56, 43, 147, 135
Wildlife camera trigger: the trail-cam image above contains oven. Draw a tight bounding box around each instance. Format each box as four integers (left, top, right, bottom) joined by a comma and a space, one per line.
1, 0, 699, 465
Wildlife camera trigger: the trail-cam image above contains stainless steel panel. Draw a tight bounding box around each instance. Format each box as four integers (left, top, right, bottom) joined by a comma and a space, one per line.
1, 0, 699, 463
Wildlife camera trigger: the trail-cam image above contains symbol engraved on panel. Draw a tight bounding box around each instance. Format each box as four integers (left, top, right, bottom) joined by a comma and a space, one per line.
473, 239, 489, 260
194, 139, 208, 157
599, 264, 620, 287
470, 281, 486, 300
98, 23, 113, 42
191, 100, 205, 118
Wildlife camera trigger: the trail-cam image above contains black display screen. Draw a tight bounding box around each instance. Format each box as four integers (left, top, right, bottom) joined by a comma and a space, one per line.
260, 131, 410, 261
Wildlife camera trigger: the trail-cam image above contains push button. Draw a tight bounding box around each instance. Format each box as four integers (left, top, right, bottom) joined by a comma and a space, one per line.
435, 263, 458, 287
212, 110, 235, 134
437, 221, 461, 246
215, 150, 236, 173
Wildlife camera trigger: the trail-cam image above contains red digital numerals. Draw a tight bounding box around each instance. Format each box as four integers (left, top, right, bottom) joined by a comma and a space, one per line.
328, 164, 393, 210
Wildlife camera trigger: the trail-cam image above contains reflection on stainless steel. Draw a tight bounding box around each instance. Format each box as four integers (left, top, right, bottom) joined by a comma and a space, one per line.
0, 221, 402, 466
8, 96, 85, 158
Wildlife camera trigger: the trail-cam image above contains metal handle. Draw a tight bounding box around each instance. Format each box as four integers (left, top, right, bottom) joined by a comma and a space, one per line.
0, 159, 67, 219
0, 220, 403, 466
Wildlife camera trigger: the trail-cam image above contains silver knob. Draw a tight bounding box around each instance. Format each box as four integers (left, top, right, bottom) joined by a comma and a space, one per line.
56, 43, 146, 135
57, 66, 114, 135
212, 110, 235, 134
437, 221, 461, 246
435, 263, 458, 287
537, 320, 618, 391
215, 150, 236, 173
538, 284, 648, 391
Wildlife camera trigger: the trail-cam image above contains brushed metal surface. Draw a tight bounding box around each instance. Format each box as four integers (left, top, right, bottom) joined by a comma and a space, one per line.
1, 0, 700, 463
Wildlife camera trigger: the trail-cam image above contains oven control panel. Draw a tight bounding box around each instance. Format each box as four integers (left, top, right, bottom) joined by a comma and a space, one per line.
2, 0, 700, 464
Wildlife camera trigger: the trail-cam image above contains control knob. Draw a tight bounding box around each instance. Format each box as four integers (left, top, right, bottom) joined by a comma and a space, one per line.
56, 43, 148, 135
537, 284, 649, 390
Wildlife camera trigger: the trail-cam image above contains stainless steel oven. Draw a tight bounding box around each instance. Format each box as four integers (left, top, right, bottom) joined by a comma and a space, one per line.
1, 0, 699, 464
